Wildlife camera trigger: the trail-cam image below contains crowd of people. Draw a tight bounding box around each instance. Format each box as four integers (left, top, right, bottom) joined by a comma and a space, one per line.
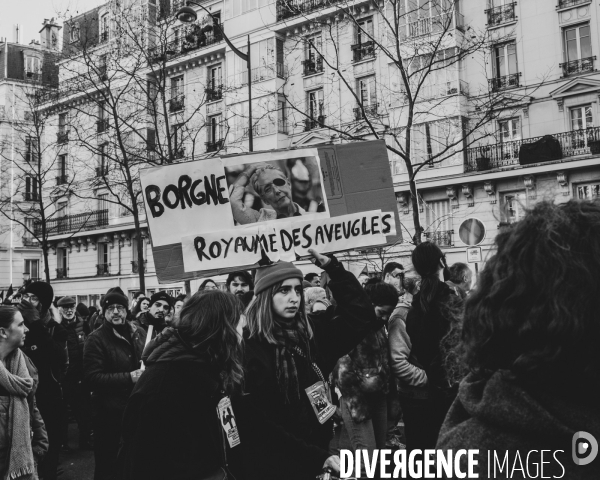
0, 199, 599, 480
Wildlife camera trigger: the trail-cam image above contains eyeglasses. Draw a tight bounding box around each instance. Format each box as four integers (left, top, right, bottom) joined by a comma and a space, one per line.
60, 306, 76, 311
22, 293, 39, 302
107, 305, 126, 313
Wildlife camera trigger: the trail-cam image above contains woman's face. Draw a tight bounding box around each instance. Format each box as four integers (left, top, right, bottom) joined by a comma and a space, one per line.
140, 299, 149, 312
0, 312, 28, 349
174, 300, 185, 314
204, 281, 218, 291
272, 279, 302, 320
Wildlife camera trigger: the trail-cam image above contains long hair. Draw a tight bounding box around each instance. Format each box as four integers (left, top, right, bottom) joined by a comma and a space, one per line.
462, 200, 600, 390
245, 280, 313, 345
177, 290, 244, 395
411, 241, 444, 314
0, 306, 19, 329
131, 296, 149, 317
199, 279, 218, 291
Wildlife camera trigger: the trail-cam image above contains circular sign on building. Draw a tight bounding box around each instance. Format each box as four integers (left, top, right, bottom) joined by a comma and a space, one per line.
458, 217, 486, 246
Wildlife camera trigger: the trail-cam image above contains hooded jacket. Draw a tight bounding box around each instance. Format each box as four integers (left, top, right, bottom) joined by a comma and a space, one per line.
437, 371, 600, 479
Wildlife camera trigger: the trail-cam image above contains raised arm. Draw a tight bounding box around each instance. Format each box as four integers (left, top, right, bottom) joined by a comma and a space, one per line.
228, 165, 262, 225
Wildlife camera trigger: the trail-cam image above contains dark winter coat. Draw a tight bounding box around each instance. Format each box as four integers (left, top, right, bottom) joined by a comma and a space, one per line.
18, 300, 69, 404
118, 328, 244, 480
64, 314, 86, 381
437, 370, 600, 479
0, 352, 49, 459
83, 321, 146, 414
241, 257, 382, 480
406, 281, 460, 393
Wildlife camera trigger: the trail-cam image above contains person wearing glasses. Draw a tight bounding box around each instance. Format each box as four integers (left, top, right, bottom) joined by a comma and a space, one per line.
57, 296, 92, 451
229, 163, 308, 225
133, 292, 173, 341
84, 287, 146, 480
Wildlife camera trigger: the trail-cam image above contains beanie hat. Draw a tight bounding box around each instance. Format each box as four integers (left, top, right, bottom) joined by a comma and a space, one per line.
77, 303, 90, 318
149, 291, 173, 308
101, 287, 129, 310
254, 262, 304, 295
57, 296, 76, 307
24, 281, 54, 314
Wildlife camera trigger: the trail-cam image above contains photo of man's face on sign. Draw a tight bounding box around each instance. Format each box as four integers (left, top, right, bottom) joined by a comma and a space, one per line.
225, 156, 329, 226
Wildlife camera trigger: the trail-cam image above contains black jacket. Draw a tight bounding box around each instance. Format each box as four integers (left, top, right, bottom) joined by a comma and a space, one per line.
83, 321, 146, 414
241, 257, 382, 480
64, 314, 86, 381
118, 329, 244, 480
19, 301, 69, 404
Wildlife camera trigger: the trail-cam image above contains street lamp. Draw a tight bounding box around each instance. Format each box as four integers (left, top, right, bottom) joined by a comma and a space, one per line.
177, 1, 254, 152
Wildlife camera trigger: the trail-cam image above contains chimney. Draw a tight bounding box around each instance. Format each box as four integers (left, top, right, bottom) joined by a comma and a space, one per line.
13, 24, 21, 44
39, 17, 61, 51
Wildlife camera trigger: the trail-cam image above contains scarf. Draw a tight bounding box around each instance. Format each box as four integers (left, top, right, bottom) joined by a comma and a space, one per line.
272, 318, 311, 403
0, 349, 36, 480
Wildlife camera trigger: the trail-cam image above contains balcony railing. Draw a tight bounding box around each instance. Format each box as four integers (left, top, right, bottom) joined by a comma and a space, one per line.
22, 237, 40, 247
34, 209, 109, 236
132, 260, 147, 274
206, 85, 223, 102
352, 41, 375, 62
557, 0, 591, 9
424, 230, 453, 247
169, 95, 185, 112
560, 56, 595, 76
485, 3, 517, 27
466, 126, 600, 172
25, 72, 42, 82
149, 28, 224, 64
402, 12, 464, 40
173, 147, 186, 159
96, 263, 110, 276
24, 192, 38, 201
304, 116, 326, 131
489, 73, 520, 92
56, 174, 69, 186
205, 139, 225, 153
419, 79, 469, 101
276, 0, 341, 21
96, 166, 109, 177
353, 103, 378, 120
56, 268, 68, 279
302, 58, 324, 75
231, 63, 286, 86
57, 131, 69, 144
97, 119, 109, 133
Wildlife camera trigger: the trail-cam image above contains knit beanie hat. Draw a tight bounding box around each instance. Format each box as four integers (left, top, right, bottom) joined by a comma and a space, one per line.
149, 291, 173, 308
24, 281, 54, 314
254, 262, 304, 295
77, 303, 90, 318
101, 287, 129, 310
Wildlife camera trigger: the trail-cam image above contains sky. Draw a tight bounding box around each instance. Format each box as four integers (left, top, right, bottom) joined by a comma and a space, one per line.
0, 0, 103, 45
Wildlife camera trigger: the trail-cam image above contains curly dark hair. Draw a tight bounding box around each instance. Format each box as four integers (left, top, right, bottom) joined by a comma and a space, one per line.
363, 278, 399, 307
462, 199, 600, 387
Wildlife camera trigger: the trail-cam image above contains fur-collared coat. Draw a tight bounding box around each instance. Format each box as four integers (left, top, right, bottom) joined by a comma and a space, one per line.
332, 327, 392, 422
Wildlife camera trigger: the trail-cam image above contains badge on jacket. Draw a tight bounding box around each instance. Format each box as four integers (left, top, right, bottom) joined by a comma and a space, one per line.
217, 396, 240, 448
305, 381, 336, 424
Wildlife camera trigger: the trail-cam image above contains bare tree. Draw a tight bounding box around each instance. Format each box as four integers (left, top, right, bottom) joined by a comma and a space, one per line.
274, 0, 546, 243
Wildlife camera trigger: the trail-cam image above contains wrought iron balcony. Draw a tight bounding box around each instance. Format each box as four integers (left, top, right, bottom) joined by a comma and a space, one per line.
205, 139, 224, 153
353, 103, 378, 120
304, 116, 326, 131
423, 230, 454, 247
96, 166, 109, 177
97, 119, 109, 133
557, 0, 591, 9
96, 263, 110, 276
173, 147, 186, 159
25, 71, 42, 82
402, 11, 465, 40
34, 209, 109, 236
57, 131, 69, 144
466, 126, 600, 172
276, 0, 341, 21
56, 268, 68, 279
169, 95, 185, 112
489, 73, 520, 92
206, 85, 223, 102
485, 3, 517, 26
560, 56, 595, 76
352, 41, 375, 62
149, 27, 224, 65
132, 260, 147, 274
56, 174, 69, 185
302, 58, 324, 76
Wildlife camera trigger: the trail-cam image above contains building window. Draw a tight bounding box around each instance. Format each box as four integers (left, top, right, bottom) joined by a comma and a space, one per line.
577, 182, 600, 199
57, 154, 68, 185
25, 176, 38, 201
278, 100, 287, 133
100, 13, 110, 42
355, 76, 377, 119
25, 136, 37, 162
57, 248, 68, 278
70, 23, 80, 42
171, 123, 184, 158
353, 18, 375, 62
98, 243, 110, 275
564, 24, 592, 63
98, 193, 109, 213
25, 56, 41, 80
206, 115, 223, 152
207, 65, 222, 101
498, 117, 521, 160
169, 76, 184, 112
502, 191, 527, 224
58, 112, 69, 143
423, 199, 453, 246
303, 34, 323, 75
24, 259, 40, 280
491, 42, 519, 91
570, 105, 593, 130
305, 89, 324, 130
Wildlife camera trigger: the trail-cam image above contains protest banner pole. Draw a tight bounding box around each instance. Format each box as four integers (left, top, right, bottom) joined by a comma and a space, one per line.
140, 324, 154, 371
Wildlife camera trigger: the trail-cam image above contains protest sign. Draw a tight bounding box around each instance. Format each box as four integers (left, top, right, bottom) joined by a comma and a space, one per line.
141, 140, 401, 283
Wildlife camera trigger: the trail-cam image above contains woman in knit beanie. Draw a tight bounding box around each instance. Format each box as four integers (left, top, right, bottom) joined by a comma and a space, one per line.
241, 249, 382, 480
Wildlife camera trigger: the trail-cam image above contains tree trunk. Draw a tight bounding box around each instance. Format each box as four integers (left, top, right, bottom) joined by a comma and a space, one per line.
42, 239, 51, 283
405, 161, 422, 245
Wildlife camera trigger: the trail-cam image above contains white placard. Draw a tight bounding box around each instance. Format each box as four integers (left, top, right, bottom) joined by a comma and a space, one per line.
466, 246, 483, 263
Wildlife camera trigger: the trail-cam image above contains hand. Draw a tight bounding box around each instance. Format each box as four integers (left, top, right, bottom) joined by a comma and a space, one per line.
49, 303, 62, 324
323, 455, 340, 474
308, 249, 331, 269
130, 369, 144, 383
